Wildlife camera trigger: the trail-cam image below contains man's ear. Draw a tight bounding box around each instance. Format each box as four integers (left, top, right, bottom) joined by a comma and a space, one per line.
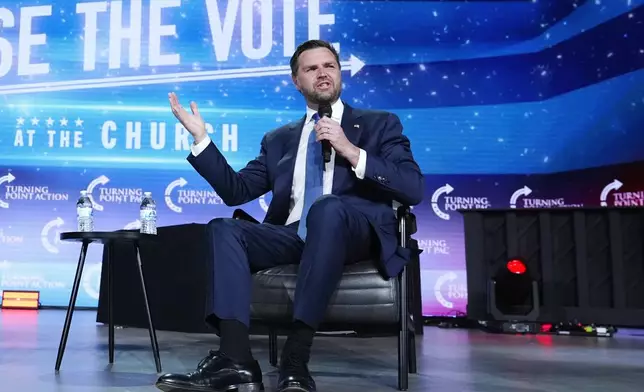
292, 74, 301, 92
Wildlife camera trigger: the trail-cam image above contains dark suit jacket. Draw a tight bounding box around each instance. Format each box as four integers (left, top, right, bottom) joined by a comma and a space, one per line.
187, 103, 424, 277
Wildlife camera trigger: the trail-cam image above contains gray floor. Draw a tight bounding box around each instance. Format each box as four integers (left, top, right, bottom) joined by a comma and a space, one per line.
1, 310, 644, 392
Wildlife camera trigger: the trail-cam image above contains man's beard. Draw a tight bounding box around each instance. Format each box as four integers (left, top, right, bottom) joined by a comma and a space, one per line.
306, 84, 341, 105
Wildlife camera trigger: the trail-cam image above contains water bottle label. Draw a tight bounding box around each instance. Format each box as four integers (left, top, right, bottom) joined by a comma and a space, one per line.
77, 207, 92, 217
140, 209, 157, 219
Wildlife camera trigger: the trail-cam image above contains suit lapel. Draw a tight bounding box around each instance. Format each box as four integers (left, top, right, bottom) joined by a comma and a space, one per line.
340, 104, 364, 148
282, 115, 305, 185
284, 116, 306, 168
273, 116, 304, 222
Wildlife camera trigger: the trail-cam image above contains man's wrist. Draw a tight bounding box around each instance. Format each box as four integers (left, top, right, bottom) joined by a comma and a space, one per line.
190, 135, 211, 157
193, 133, 207, 144
344, 145, 361, 168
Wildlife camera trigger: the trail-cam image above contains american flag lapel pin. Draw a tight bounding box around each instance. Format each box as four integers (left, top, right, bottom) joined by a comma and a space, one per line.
354, 124, 360, 128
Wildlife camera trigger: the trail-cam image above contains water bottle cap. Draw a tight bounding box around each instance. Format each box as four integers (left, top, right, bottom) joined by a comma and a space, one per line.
144, 191, 152, 196
80, 190, 87, 195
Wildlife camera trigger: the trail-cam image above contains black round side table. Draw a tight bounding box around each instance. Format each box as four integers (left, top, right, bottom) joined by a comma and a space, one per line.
55, 231, 162, 373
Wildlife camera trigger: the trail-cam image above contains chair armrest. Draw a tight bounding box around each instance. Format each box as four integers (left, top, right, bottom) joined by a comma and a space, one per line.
396, 205, 417, 243
232, 209, 260, 224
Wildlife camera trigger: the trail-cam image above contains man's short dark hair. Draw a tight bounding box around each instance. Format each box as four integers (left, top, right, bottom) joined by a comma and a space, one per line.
289, 40, 341, 76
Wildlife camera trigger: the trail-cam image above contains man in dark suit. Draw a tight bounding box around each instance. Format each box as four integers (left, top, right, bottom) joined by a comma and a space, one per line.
156, 40, 423, 392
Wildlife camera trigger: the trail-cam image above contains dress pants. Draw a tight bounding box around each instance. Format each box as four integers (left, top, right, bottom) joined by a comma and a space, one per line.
206, 195, 376, 329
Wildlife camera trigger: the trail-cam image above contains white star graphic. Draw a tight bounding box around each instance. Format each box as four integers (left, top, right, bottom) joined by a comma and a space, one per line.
60, 117, 68, 127
16, 117, 25, 126
46, 117, 55, 127
31, 117, 40, 126
75, 117, 84, 127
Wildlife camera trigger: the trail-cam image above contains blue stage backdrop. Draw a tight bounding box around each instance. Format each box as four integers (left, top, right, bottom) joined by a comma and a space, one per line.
0, 0, 643, 316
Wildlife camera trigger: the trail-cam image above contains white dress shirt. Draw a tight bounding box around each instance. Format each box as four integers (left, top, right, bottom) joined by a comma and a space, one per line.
191, 100, 367, 225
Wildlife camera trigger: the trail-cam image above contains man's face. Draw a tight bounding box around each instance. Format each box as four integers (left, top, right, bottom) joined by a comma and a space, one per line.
292, 47, 342, 106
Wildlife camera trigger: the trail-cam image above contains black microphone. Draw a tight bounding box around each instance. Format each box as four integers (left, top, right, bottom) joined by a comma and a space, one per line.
318, 104, 333, 163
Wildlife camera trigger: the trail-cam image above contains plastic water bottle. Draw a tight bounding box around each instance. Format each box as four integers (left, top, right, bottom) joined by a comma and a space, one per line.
76, 190, 94, 232
140, 191, 157, 235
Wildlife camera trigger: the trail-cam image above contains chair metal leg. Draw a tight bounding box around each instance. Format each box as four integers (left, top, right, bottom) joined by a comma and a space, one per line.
55, 240, 89, 372
408, 331, 417, 374
404, 247, 418, 375
268, 328, 278, 367
107, 243, 114, 364
397, 211, 410, 391
135, 243, 162, 373
398, 269, 409, 391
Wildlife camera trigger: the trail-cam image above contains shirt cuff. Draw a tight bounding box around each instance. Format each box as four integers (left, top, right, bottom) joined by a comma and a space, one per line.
352, 148, 367, 179
190, 135, 211, 157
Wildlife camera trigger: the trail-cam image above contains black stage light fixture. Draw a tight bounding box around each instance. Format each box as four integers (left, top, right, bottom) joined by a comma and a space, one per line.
488, 258, 540, 323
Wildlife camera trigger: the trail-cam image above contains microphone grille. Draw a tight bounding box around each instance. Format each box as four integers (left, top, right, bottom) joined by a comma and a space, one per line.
318, 104, 332, 118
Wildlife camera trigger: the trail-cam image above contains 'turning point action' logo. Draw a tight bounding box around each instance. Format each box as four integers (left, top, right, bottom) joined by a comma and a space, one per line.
41, 217, 65, 254
0, 173, 16, 208
0, 173, 68, 209
164, 177, 224, 213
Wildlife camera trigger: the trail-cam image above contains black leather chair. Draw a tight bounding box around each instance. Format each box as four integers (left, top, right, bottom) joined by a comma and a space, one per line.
234, 205, 421, 391
95, 206, 423, 390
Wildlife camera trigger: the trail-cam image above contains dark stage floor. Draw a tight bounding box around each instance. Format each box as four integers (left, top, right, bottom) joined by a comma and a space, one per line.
1, 309, 643, 391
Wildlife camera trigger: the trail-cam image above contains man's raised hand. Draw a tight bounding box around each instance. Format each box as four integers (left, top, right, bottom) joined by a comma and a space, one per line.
168, 92, 207, 144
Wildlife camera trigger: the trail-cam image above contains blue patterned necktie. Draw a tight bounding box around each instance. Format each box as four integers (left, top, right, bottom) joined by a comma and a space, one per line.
297, 113, 324, 240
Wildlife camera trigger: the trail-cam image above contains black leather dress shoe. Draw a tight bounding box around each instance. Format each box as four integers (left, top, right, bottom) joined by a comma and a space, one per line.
276, 374, 316, 392
155, 351, 264, 392
276, 353, 316, 392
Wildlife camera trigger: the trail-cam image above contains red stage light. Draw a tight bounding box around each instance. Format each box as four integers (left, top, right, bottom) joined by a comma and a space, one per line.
507, 259, 527, 275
